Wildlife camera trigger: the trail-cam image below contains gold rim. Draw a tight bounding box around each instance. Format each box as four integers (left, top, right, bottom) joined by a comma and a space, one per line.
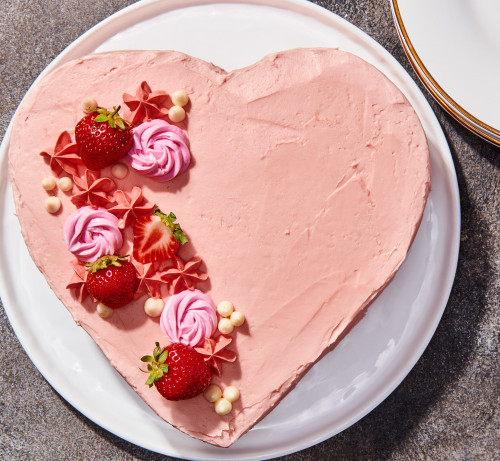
392, 0, 500, 146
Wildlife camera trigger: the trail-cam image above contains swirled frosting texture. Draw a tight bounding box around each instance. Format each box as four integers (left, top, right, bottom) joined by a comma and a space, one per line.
127, 119, 190, 181
160, 289, 217, 347
63, 206, 123, 263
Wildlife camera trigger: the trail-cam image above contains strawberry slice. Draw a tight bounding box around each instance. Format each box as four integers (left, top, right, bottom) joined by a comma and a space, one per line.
133, 208, 187, 263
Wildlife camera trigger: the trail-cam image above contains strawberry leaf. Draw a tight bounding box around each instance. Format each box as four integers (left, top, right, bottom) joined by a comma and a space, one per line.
94, 114, 108, 123
154, 370, 163, 381
158, 350, 169, 364
116, 118, 126, 130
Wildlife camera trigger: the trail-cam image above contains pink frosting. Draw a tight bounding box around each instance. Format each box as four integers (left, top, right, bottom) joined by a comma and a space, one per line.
160, 289, 217, 347
127, 119, 190, 181
63, 206, 123, 263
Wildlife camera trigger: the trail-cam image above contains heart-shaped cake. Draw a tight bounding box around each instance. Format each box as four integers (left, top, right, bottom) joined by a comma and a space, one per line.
8, 48, 430, 447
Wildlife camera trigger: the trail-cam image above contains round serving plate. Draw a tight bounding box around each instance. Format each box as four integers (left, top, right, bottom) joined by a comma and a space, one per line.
392, 0, 500, 146
0, 0, 460, 459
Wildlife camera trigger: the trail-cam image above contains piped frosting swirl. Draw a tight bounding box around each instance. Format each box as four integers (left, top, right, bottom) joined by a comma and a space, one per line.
160, 289, 217, 347
127, 119, 190, 181
63, 206, 123, 263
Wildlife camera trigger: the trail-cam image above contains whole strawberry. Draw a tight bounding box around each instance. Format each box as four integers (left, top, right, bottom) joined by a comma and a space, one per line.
75, 105, 132, 170
86, 255, 137, 309
141, 342, 211, 400
133, 208, 188, 263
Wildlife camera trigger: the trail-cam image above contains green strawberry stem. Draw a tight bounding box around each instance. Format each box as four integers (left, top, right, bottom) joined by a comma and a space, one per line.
140, 342, 169, 387
93, 105, 130, 130
85, 255, 128, 273
155, 208, 188, 245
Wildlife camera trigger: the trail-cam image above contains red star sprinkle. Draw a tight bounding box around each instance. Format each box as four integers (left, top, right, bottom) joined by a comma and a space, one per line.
71, 170, 117, 208
40, 131, 83, 178
160, 255, 208, 295
66, 260, 89, 303
122, 81, 170, 125
194, 335, 237, 376
107, 186, 155, 229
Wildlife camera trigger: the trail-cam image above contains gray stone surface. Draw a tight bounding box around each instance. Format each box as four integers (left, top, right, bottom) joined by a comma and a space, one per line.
0, 0, 498, 459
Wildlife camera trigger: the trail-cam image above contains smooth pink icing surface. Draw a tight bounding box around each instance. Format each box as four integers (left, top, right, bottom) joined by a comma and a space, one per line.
160, 289, 217, 347
63, 206, 123, 262
127, 119, 190, 181
8, 48, 430, 447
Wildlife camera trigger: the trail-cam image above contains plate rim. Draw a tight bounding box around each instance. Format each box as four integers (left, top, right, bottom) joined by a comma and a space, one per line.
391, 0, 500, 146
0, 0, 461, 459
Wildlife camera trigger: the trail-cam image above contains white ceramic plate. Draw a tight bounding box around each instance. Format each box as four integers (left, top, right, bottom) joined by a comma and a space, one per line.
0, 0, 460, 459
392, 0, 500, 145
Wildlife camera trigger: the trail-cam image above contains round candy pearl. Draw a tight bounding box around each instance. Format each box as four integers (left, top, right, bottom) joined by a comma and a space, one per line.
171, 90, 189, 107
214, 398, 232, 416
168, 105, 185, 123
204, 384, 222, 403
41, 177, 56, 191
230, 310, 245, 327
97, 302, 113, 318
223, 385, 240, 403
144, 297, 165, 317
45, 196, 61, 213
218, 318, 234, 335
81, 97, 98, 114
111, 162, 129, 179
58, 176, 74, 192
217, 300, 234, 318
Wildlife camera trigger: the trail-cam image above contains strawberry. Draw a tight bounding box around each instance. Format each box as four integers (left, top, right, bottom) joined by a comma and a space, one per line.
141, 342, 211, 400
75, 105, 132, 170
85, 255, 137, 309
133, 208, 188, 263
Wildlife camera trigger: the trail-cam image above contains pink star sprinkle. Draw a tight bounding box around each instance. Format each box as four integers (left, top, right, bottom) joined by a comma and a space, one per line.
107, 186, 155, 229
160, 255, 208, 295
71, 169, 117, 208
122, 81, 170, 125
194, 335, 237, 376
40, 131, 83, 178
66, 260, 89, 303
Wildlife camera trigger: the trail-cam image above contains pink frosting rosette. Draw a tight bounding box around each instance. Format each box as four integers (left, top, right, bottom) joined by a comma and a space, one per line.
127, 119, 190, 182
160, 289, 217, 347
63, 206, 123, 263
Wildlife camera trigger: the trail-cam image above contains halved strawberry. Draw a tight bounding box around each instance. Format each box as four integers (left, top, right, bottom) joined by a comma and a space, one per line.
133, 208, 188, 263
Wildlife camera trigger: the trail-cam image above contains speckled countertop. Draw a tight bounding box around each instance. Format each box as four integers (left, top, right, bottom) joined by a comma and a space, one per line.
0, 1, 498, 460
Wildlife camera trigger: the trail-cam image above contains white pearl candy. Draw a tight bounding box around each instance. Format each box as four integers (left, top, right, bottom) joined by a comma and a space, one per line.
81, 97, 98, 114
144, 297, 165, 317
217, 300, 234, 318
230, 310, 245, 327
58, 176, 74, 192
223, 385, 240, 403
218, 318, 234, 335
204, 384, 222, 403
171, 90, 189, 107
168, 105, 185, 123
97, 302, 113, 318
45, 196, 61, 213
214, 398, 232, 416
111, 162, 129, 179
41, 177, 56, 191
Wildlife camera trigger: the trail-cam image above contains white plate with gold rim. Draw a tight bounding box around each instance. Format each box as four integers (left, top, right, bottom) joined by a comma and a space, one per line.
392, 0, 500, 145
0, 0, 459, 459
